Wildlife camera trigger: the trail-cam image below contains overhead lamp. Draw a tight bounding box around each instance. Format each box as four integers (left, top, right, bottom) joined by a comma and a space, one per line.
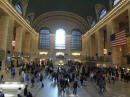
12, 40, 16, 47
104, 49, 107, 55
39, 52, 48, 55
56, 52, 64, 56
72, 53, 80, 56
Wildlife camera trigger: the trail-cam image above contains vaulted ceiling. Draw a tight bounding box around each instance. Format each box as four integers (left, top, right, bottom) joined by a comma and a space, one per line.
12, 0, 110, 22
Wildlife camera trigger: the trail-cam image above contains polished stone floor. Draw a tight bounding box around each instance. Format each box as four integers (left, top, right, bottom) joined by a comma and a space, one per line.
0, 69, 130, 97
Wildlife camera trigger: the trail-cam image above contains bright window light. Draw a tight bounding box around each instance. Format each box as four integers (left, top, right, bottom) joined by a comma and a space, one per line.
15, 4, 23, 15
99, 9, 107, 19
55, 29, 66, 49
26, 16, 31, 24
113, 0, 120, 6
91, 20, 96, 27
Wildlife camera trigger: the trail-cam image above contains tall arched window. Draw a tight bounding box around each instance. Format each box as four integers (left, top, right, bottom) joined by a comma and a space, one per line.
90, 20, 96, 27
15, 4, 23, 15
113, 0, 120, 6
99, 9, 107, 19
71, 30, 82, 50
39, 28, 50, 50
55, 29, 66, 49
26, 16, 31, 24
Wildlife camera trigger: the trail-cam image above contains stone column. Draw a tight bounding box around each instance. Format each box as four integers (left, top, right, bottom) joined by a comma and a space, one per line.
90, 34, 96, 57
6, 17, 14, 56
24, 32, 31, 54
35, 34, 39, 57
0, 16, 10, 67
0, 16, 10, 50
128, 6, 130, 36
106, 21, 112, 53
111, 20, 122, 65
82, 36, 87, 57
50, 34, 55, 53
86, 37, 90, 57
15, 27, 25, 53
95, 33, 98, 56
97, 30, 104, 57
90, 36, 93, 57
106, 21, 113, 62
30, 34, 34, 56
66, 34, 71, 56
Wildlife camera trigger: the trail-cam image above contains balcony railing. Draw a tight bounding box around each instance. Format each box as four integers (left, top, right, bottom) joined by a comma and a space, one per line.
86, 56, 112, 62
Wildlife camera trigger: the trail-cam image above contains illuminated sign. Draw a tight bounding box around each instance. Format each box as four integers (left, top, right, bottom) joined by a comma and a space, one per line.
39, 52, 48, 55
72, 53, 80, 56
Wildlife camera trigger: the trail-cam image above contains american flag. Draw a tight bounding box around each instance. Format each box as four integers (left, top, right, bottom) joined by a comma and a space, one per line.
111, 30, 127, 47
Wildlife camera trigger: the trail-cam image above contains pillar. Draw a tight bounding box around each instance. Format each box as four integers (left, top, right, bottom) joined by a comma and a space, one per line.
97, 30, 104, 57
0, 16, 10, 67
90, 34, 96, 57
24, 32, 31, 54
30, 34, 34, 56
128, 6, 130, 35
106, 21, 113, 61
50, 34, 55, 55
86, 37, 90, 57
90, 36, 93, 57
82, 36, 87, 57
66, 34, 71, 56
111, 20, 122, 65
0, 16, 10, 50
6, 17, 14, 56
15, 27, 25, 53
95, 33, 98, 56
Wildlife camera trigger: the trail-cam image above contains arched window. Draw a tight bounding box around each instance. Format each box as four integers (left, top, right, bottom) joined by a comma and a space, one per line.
113, 0, 120, 6
71, 30, 82, 50
26, 16, 31, 24
55, 29, 66, 49
39, 28, 50, 50
90, 20, 96, 27
99, 9, 107, 19
15, 4, 23, 15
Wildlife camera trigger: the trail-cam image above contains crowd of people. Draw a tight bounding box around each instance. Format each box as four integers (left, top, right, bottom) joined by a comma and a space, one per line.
44, 60, 130, 96
0, 59, 130, 97
0, 62, 45, 97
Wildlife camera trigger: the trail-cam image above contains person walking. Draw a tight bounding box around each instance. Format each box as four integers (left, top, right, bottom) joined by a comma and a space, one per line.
31, 76, 35, 88
0, 90, 5, 97
27, 92, 33, 97
11, 68, 15, 79
39, 74, 44, 88
24, 86, 28, 97
0, 75, 4, 83
17, 88, 23, 97
25, 75, 29, 87
73, 81, 79, 95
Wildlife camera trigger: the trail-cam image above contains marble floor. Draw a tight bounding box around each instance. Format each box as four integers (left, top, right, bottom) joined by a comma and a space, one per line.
36, 77, 130, 97
0, 69, 130, 97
